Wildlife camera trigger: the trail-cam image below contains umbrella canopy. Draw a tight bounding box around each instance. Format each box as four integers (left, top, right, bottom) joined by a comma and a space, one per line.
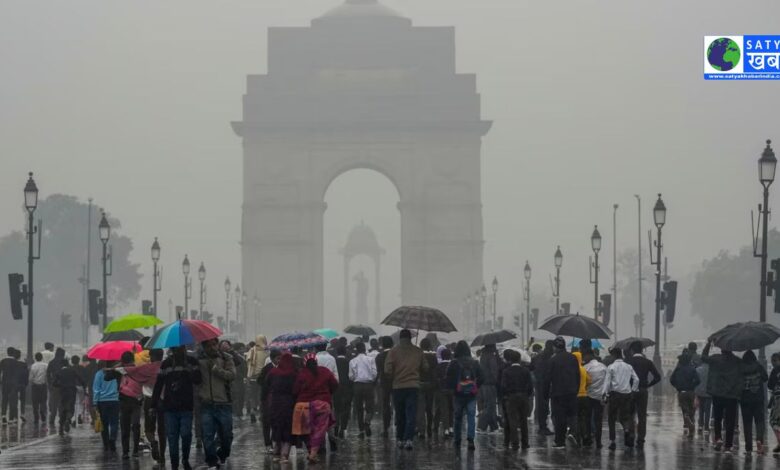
313, 328, 340, 340
538, 314, 612, 340
343, 324, 377, 337
390, 329, 419, 344
471, 329, 517, 347
613, 337, 655, 351
570, 338, 604, 349
87, 341, 142, 361
381, 306, 457, 333
269, 331, 329, 351
147, 319, 223, 349
104, 313, 163, 333
709, 321, 780, 352
101, 330, 144, 343
423, 332, 446, 349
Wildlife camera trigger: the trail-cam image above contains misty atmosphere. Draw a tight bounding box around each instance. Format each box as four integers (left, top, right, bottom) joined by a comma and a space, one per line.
1, 1, 780, 466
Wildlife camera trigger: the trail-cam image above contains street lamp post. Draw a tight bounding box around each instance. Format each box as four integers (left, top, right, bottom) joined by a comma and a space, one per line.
253, 294, 260, 337
524, 262, 531, 344
650, 194, 667, 373
491, 277, 498, 330
634, 195, 643, 337
198, 262, 206, 319
590, 226, 602, 320
553, 247, 562, 314
23, 173, 40, 363
98, 211, 112, 329
613, 204, 619, 339
151, 238, 161, 332
235, 285, 242, 333
755, 139, 776, 365
480, 284, 487, 332
182, 255, 191, 320
224, 277, 231, 334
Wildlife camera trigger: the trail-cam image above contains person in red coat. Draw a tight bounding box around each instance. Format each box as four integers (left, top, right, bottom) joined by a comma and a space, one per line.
292, 353, 338, 463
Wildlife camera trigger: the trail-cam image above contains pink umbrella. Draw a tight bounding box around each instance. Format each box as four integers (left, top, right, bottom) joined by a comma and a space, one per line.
87, 341, 142, 361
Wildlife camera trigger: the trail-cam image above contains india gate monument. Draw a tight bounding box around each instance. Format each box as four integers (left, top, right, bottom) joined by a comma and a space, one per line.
232, 0, 491, 336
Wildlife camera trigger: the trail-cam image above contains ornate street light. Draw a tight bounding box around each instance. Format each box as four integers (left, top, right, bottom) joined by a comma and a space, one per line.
182, 255, 191, 319
755, 139, 776, 365
99, 211, 112, 329
650, 194, 667, 375
198, 262, 206, 318
23, 173, 41, 363
589, 226, 601, 320
151, 238, 162, 328
523, 261, 531, 344
553, 246, 562, 315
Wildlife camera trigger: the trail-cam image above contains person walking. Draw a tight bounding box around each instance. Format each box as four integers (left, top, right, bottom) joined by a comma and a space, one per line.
544, 337, 581, 448
29, 352, 48, 425
572, 351, 591, 446
53, 355, 85, 436
687, 342, 702, 367
702, 340, 743, 452
10, 350, 28, 424
669, 352, 700, 436
1, 348, 20, 424
500, 349, 532, 450
375, 336, 394, 437
245, 335, 268, 424
104, 351, 145, 459
264, 352, 297, 463
625, 341, 661, 449
46, 348, 67, 427
140, 349, 165, 463
603, 347, 638, 451
219, 340, 246, 419
152, 345, 202, 470
434, 347, 453, 437
768, 352, 780, 454
695, 360, 711, 434
257, 350, 280, 451
292, 353, 338, 463
530, 340, 555, 435
333, 345, 352, 437
384, 329, 427, 450
93, 360, 120, 452
445, 340, 484, 453
477, 344, 501, 433
197, 338, 236, 468
349, 341, 378, 438
583, 349, 607, 448
416, 338, 438, 439
739, 350, 768, 454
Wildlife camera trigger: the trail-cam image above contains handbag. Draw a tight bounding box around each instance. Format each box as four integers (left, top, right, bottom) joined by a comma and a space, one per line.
94, 413, 103, 433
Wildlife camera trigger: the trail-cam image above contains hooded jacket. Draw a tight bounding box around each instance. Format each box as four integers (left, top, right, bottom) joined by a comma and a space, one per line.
702, 343, 743, 400
198, 349, 237, 404
246, 335, 269, 380
572, 352, 590, 398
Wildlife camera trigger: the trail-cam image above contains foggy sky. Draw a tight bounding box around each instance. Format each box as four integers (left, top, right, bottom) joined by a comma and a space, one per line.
2, 0, 779, 343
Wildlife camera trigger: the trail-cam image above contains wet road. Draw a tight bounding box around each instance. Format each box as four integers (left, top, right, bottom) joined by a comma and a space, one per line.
1, 396, 779, 469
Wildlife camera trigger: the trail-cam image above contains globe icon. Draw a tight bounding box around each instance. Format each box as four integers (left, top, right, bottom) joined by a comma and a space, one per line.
707, 38, 740, 71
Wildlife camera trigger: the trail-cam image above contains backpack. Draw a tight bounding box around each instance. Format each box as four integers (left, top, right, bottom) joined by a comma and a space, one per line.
455, 360, 478, 397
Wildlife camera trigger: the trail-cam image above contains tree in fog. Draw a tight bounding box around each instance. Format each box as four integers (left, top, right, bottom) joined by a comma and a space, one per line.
0, 195, 141, 345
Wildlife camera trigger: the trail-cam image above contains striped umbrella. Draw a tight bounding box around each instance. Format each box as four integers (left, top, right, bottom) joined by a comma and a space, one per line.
147, 319, 222, 349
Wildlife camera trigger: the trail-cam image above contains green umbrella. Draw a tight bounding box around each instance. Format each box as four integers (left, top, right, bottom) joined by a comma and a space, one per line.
313, 328, 339, 339
104, 313, 164, 333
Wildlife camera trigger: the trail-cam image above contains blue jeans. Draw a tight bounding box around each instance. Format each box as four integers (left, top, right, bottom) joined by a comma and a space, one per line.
201, 403, 233, 466
392, 388, 418, 441
453, 395, 477, 444
98, 401, 120, 446
165, 410, 193, 467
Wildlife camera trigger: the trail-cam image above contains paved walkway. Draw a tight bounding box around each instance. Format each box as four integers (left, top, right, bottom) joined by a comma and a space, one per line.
1, 396, 779, 469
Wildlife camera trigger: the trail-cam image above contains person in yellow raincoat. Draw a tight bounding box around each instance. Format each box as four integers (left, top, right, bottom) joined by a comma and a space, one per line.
572, 351, 591, 446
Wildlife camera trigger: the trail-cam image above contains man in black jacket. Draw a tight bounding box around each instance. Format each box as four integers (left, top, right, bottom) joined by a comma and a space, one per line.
544, 337, 580, 448
500, 349, 533, 450
624, 341, 661, 448
152, 345, 202, 470
46, 348, 67, 427
530, 341, 554, 435
53, 355, 85, 436
701, 340, 743, 452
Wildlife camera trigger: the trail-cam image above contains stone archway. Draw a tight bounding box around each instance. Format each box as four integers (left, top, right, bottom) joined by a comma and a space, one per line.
232, 0, 491, 336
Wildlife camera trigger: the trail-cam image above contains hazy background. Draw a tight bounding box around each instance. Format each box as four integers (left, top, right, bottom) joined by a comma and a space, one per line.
1, 0, 779, 345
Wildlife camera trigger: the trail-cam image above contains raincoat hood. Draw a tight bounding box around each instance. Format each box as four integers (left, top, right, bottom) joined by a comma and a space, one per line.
256, 335, 267, 349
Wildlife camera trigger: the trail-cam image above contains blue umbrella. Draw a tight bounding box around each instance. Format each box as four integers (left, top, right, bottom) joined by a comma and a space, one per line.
569, 338, 603, 349
147, 319, 222, 349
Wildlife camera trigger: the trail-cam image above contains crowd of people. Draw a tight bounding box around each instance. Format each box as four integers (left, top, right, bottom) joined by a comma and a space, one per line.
1, 333, 780, 467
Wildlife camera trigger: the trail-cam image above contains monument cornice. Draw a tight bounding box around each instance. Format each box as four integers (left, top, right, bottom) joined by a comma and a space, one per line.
231, 120, 492, 137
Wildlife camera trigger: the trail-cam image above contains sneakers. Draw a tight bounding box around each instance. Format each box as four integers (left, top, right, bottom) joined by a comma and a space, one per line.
566, 433, 579, 448
608, 441, 617, 451
714, 440, 723, 452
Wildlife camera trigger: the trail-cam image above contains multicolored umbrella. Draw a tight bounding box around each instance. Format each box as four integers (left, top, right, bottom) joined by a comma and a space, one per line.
313, 328, 339, 339
147, 319, 222, 349
104, 313, 163, 333
101, 329, 144, 342
268, 331, 328, 351
381, 306, 457, 333
87, 341, 142, 361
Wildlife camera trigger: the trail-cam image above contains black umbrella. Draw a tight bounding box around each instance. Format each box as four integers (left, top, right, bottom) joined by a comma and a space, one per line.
613, 337, 655, 351
343, 324, 377, 337
101, 330, 144, 342
471, 329, 517, 347
538, 314, 612, 340
709, 321, 780, 352
390, 329, 419, 344
381, 306, 457, 333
